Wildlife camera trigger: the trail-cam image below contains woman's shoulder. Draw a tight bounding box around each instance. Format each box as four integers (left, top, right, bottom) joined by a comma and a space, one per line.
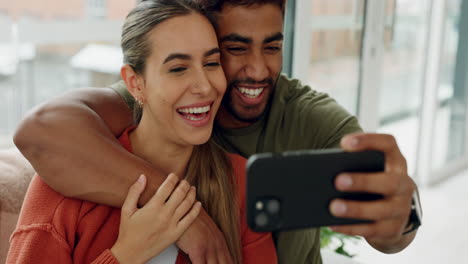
226, 153, 247, 167
17, 175, 112, 234
226, 153, 247, 182
17, 175, 78, 224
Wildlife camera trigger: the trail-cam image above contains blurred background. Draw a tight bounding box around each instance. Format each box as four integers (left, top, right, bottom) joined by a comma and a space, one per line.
0, 0, 467, 263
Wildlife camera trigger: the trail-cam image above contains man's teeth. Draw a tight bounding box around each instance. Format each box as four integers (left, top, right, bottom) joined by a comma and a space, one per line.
178, 105, 210, 114
238, 87, 264, 98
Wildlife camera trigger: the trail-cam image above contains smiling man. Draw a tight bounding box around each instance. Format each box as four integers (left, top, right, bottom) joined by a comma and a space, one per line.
14, 0, 419, 263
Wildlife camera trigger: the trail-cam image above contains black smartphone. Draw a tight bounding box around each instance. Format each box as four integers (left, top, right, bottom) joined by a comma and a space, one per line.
246, 149, 385, 232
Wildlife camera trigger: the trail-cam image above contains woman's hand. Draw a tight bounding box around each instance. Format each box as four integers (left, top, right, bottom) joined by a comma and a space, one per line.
111, 173, 201, 264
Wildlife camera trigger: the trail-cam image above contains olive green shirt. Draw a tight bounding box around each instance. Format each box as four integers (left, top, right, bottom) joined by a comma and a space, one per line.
111, 75, 362, 264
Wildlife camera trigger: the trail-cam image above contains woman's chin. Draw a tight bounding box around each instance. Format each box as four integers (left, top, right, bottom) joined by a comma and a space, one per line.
189, 135, 211, 146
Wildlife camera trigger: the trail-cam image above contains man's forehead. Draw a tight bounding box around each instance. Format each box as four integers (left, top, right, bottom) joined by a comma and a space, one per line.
216, 3, 284, 40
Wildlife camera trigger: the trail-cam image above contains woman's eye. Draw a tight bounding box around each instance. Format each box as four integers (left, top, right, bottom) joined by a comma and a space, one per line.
205, 62, 221, 67
169, 67, 187, 73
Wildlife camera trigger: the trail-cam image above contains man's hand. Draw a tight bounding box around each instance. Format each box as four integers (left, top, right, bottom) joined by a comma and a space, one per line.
329, 133, 417, 254
176, 207, 234, 264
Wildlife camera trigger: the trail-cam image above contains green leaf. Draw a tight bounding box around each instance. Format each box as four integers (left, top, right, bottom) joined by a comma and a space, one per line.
320, 227, 361, 258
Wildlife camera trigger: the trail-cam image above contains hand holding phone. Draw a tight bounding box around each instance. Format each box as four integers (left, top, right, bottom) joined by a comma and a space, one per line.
246, 149, 384, 232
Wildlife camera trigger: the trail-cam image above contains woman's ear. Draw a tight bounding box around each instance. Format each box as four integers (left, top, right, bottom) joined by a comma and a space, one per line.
121, 64, 145, 103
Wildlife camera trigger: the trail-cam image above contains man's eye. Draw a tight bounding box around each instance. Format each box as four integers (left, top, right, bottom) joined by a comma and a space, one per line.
227, 47, 247, 54
266, 46, 281, 52
169, 67, 187, 73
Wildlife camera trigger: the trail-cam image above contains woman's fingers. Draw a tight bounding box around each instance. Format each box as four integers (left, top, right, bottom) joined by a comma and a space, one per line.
177, 201, 202, 231
121, 174, 147, 220
165, 180, 191, 213
173, 186, 197, 220
147, 173, 180, 207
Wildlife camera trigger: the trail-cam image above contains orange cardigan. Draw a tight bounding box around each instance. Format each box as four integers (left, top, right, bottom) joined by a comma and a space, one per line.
6, 129, 277, 264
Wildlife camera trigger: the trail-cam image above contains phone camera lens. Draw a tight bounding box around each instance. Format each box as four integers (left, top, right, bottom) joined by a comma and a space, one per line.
255, 212, 269, 227
256, 201, 264, 210
266, 199, 280, 214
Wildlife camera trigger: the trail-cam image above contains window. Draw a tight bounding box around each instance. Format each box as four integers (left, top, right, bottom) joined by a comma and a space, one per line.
292, 0, 366, 115
86, 0, 107, 19
432, 0, 464, 171
0, 0, 136, 149
377, 0, 431, 174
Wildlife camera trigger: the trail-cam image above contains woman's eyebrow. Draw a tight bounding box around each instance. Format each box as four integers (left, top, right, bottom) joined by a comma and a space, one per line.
204, 48, 220, 57
163, 53, 191, 64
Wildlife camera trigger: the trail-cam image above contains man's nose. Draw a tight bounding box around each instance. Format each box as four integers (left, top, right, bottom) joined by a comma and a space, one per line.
244, 51, 269, 81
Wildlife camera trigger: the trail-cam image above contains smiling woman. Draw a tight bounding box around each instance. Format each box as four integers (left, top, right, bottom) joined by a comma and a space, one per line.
6, 1, 277, 264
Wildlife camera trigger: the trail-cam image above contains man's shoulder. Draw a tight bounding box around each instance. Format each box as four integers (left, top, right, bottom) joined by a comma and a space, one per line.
275, 75, 351, 120
109, 81, 135, 110
276, 75, 335, 109
268, 75, 362, 149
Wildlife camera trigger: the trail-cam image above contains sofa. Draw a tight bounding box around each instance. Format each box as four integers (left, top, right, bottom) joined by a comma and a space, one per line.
0, 147, 35, 263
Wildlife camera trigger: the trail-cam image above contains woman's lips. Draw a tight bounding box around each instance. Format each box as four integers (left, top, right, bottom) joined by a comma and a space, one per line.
176, 102, 213, 127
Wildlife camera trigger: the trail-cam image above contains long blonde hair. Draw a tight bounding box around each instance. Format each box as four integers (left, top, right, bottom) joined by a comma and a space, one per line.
121, 1, 242, 263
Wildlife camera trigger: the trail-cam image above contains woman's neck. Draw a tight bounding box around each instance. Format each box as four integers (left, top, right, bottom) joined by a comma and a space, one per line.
128, 119, 193, 178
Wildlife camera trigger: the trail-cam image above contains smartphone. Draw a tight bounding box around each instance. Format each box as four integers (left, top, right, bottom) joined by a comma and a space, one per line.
246, 149, 385, 232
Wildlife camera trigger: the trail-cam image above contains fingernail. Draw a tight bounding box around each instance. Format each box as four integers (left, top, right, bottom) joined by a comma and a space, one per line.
349, 137, 359, 147
331, 201, 347, 216
138, 174, 146, 184
345, 136, 359, 148
337, 174, 352, 189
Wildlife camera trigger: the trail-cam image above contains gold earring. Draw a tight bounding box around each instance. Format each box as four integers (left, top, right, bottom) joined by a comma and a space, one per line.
136, 98, 144, 107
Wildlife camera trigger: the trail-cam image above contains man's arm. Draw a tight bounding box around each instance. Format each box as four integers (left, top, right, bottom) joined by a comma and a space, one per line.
14, 87, 234, 263
14, 87, 165, 206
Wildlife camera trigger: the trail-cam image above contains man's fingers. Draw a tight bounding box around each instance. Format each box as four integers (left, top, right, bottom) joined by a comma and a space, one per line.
121, 174, 146, 219
341, 133, 397, 152
173, 186, 197, 221
206, 250, 218, 264
217, 248, 232, 264
329, 198, 409, 221
341, 133, 409, 176
147, 173, 179, 207
330, 219, 404, 239
178, 201, 202, 230
335, 172, 403, 196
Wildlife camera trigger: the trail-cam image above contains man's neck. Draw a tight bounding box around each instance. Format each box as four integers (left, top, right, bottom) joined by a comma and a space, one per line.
215, 107, 255, 129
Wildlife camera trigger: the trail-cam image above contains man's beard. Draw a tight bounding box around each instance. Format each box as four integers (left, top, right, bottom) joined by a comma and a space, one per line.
222, 77, 276, 123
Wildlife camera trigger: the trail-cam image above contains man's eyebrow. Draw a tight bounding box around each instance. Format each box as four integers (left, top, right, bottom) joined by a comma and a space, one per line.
204, 48, 221, 57
220, 33, 252, 44
264, 32, 284, 44
163, 53, 191, 64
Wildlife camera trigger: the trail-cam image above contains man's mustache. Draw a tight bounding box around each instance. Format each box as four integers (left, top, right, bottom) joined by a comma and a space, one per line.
229, 78, 274, 87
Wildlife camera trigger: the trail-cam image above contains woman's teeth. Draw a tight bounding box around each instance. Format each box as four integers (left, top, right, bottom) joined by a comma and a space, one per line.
177, 105, 210, 114
186, 115, 204, 121
238, 87, 264, 98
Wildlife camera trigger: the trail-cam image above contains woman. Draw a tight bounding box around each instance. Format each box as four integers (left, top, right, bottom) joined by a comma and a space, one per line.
6, 1, 277, 263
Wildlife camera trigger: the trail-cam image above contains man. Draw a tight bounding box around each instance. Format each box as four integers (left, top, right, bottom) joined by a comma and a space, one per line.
14, 0, 419, 263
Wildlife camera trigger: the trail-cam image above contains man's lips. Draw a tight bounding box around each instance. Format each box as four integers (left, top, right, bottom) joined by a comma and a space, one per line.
234, 85, 267, 104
